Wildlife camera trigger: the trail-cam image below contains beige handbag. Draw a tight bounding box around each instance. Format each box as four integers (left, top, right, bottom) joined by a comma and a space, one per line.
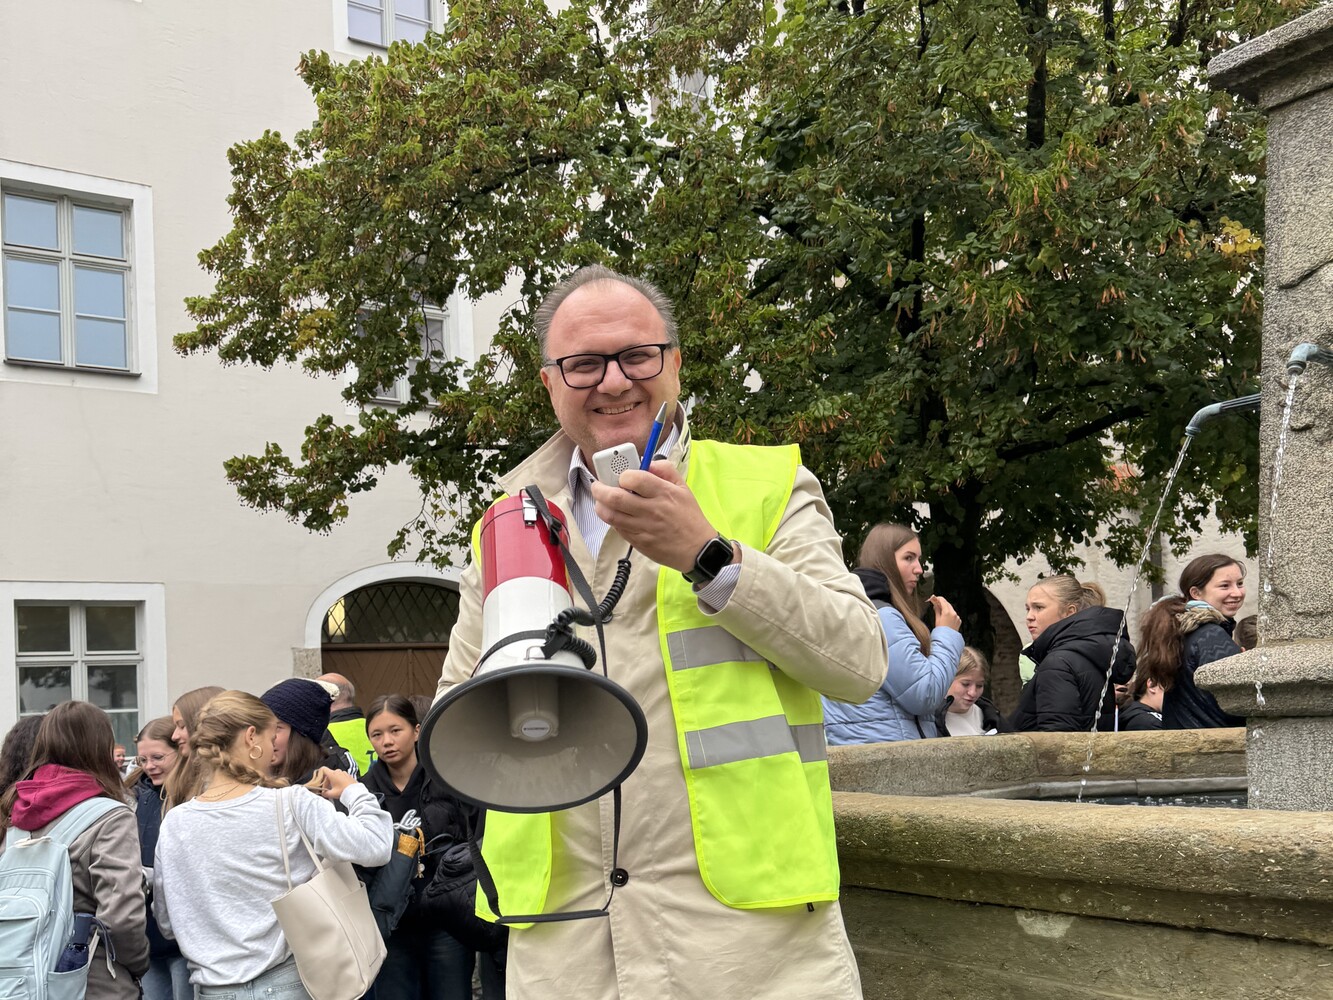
271, 789, 387, 1000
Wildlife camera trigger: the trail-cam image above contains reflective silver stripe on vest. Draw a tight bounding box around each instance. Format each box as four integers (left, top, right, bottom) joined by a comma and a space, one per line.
685, 716, 828, 769
667, 626, 768, 670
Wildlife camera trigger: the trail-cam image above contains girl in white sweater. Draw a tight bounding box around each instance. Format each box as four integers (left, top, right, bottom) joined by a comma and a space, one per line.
153, 690, 392, 997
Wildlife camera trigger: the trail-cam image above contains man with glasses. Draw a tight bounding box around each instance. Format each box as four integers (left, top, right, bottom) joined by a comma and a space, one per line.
437, 265, 887, 1000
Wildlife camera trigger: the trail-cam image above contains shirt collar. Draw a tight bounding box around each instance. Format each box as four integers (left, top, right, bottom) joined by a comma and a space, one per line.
567, 408, 684, 498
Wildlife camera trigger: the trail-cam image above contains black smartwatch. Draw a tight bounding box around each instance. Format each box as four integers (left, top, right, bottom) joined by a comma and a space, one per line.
683, 535, 736, 586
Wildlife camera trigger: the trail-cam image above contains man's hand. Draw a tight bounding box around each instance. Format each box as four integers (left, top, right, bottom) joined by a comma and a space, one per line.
591, 461, 722, 572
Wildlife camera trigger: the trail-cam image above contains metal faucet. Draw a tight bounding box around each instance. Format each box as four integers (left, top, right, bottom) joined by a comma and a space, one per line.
1286, 342, 1333, 375
1185, 393, 1262, 437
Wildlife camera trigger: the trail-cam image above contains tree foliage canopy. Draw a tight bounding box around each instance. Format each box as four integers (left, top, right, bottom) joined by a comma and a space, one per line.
177, 0, 1312, 651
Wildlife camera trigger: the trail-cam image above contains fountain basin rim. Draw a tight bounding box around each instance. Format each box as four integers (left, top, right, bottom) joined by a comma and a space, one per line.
962, 774, 1246, 800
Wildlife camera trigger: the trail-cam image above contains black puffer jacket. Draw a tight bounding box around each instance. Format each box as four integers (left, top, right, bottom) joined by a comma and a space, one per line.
1010, 606, 1136, 732
1117, 700, 1163, 731
360, 761, 474, 922
1163, 608, 1245, 729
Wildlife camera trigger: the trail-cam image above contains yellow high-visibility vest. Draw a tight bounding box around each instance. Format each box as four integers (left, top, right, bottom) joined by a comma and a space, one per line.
475, 440, 840, 925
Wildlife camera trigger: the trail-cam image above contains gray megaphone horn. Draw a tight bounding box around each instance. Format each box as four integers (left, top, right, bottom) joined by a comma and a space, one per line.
419, 492, 647, 813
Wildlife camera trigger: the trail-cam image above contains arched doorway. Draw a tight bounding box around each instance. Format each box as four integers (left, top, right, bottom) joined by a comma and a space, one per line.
319, 579, 460, 706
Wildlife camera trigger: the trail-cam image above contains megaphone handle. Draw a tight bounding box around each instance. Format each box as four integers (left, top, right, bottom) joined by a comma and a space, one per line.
470, 786, 626, 925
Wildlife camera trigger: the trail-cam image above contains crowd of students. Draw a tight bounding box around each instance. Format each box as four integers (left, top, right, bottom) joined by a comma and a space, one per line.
824, 522, 1255, 744
0, 677, 506, 1000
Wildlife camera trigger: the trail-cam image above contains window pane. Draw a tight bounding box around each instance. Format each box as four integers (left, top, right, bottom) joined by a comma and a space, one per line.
75, 267, 126, 319
76, 317, 128, 368
107, 711, 139, 749
73, 205, 125, 259
396, 0, 429, 19
88, 664, 138, 711
19, 665, 72, 713
5, 257, 60, 310
2, 194, 59, 250
17, 605, 70, 653
6, 307, 62, 362
86, 606, 137, 651
394, 17, 428, 43
348, 3, 384, 43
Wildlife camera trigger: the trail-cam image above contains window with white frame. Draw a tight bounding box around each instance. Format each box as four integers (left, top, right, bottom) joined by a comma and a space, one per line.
15, 602, 143, 746
0, 161, 155, 392
348, 0, 434, 46
2, 189, 134, 372
370, 302, 460, 405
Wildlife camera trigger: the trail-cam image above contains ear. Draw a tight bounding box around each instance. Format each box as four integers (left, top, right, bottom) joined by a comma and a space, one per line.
1188, 586, 1204, 601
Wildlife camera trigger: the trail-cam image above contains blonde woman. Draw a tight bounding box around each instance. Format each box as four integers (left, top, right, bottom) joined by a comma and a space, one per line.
1009, 575, 1135, 732
154, 691, 392, 998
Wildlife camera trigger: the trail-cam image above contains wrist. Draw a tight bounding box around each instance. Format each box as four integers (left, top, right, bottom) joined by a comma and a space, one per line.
683, 534, 737, 585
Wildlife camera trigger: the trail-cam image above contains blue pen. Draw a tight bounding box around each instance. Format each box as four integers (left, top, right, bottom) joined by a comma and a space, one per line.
640, 402, 669, 471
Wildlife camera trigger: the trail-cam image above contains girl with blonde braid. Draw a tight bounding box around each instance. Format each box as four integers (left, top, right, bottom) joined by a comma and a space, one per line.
153, 691, 392, 998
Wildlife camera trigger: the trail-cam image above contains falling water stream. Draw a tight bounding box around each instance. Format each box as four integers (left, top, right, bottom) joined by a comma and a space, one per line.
1254, 374, 1302, 708
1075, 377, 1303, 801
1076, 436, 1195, 801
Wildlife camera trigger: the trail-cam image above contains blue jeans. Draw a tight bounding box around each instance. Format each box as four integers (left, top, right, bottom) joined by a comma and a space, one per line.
195, 957, 310, 1000
372, 923, 472, 1000
141, 954, 191, 1000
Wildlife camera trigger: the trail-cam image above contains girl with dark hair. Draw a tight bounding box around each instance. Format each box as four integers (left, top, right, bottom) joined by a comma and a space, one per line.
1135, 554, 1247, 729
260, 678, 353, 783
0, 701, 150, 999
0, 713, 44, 796
125, 717, 189, 1000
1010, 574, 1136, 732
154, 691, 391, 998
822, 523, 964, 743
362, 694, 505, 1000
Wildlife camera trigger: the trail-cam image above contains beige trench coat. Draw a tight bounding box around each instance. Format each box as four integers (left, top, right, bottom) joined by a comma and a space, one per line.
437, 418, 888, 1000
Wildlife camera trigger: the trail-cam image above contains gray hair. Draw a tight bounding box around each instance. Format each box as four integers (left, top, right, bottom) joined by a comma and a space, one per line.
533, 265, 679, 359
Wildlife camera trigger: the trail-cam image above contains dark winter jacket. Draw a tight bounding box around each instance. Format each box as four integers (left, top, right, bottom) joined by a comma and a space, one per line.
1009, 606, 1136, 733
1163, 605, 1245, 729
1117, 700, 1163, 731
932, 695, 1009, 737
131, 773, 180, 959
360, 760, 475, 922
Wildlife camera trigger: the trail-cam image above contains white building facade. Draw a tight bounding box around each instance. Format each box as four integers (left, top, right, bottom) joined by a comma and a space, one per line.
0, 0, 511, 743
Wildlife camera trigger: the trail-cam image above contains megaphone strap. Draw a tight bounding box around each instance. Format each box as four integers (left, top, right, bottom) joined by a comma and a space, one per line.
470, 785, 625, 925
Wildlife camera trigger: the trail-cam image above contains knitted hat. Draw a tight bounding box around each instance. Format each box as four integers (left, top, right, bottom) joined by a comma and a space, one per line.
261, 678, 332, 745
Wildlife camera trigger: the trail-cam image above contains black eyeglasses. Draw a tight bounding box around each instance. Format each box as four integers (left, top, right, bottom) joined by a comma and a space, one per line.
543, 343, 674, 389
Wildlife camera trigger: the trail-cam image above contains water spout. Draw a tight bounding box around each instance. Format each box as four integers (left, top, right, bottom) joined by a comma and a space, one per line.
1184, 393, 1262, 437
1285, 342, 1333, 375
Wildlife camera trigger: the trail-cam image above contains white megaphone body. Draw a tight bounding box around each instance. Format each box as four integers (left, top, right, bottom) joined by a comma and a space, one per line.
420, 492, 648, 813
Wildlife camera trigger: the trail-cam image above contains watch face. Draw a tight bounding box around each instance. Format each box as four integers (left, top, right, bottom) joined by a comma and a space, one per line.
690, 536, 733, 582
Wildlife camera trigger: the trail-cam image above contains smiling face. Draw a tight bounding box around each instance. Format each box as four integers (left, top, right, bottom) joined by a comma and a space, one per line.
894, 538, 924, 595
137, 737, 176, 787
947, 668, 985, 714
367, 710, 420, 771
540, 281, 682, 464
1189, 562, 1246, 618
1025, 584, 1078, 640
170, 705, 190, 758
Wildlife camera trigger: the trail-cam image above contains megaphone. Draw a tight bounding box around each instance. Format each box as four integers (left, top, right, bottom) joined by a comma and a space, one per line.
420, 492, 648, 813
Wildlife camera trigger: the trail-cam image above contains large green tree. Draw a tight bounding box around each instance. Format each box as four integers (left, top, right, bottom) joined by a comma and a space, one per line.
178, 0, 1307, 659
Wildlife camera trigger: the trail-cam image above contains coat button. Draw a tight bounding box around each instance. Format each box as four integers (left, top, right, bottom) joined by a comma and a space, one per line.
610, 867, 630, 886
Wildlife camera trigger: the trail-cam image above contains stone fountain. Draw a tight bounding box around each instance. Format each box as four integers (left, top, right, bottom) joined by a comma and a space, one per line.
831, 10, 1333, 998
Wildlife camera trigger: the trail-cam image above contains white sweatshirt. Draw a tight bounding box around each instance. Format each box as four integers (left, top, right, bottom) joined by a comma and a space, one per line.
153, 782, 392, 986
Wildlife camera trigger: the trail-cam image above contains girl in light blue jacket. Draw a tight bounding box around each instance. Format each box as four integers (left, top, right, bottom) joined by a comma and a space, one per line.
823, 523, 965, 743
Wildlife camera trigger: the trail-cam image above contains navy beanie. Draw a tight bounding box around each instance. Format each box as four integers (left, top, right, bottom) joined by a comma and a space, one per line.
261, 678, 332, 746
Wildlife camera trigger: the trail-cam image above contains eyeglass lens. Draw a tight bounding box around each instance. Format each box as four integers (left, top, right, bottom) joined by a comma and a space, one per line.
559, 345, 666, 388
